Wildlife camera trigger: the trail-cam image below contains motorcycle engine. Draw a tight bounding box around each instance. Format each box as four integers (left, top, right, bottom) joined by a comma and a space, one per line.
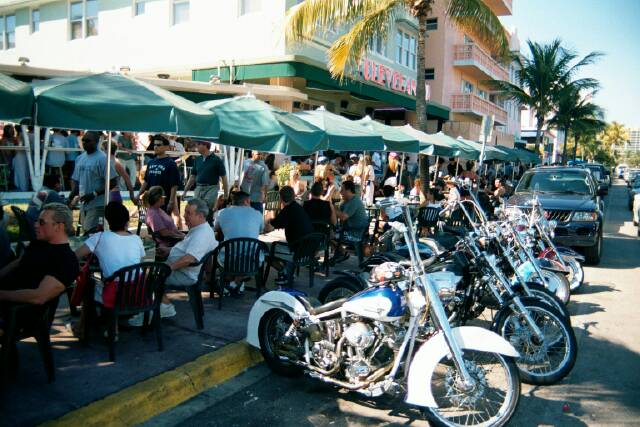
342, 321, 396, 383
429, 271, 462, 304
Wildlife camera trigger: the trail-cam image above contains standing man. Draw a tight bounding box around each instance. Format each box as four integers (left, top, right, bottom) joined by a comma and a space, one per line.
241, 151, 270, 213
138, 135, 181, 218
69, 131, 118, 232
116, 132, 138, 191
182, 140, 227, 219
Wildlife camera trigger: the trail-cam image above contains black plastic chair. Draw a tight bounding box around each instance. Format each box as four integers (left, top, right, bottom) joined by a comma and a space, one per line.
0, 299, 59, 388
417, 206, 441, 235
10, 206, 36, 243
102, 262, 171, 362
264, 191, 280, 215
212, 238, 268, 309
165, 251, 216, 330
264, 232, 325, 288
311, 221, 333, 276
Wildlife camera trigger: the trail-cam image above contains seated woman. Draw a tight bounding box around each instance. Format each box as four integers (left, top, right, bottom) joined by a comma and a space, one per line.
75, 202, 145, 309
289, 169, 306, 198
143, 186, 185, 256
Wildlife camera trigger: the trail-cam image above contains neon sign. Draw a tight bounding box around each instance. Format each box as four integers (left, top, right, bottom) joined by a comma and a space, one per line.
360, 58, 430, 100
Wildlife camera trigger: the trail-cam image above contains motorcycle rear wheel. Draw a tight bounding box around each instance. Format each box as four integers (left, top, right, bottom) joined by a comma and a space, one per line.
424, 350, 520, 427
318, 278, 364, 303
529, 269, 571, 304
493, 297, 577, 385
258, 309, 303, 377
524, 282, 571, 321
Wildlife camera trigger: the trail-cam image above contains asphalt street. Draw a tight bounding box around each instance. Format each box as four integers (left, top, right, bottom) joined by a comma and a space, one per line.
148, 181, 640, 427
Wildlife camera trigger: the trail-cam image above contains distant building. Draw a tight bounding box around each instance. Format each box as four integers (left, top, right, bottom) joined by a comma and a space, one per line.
625, 128, 640, 153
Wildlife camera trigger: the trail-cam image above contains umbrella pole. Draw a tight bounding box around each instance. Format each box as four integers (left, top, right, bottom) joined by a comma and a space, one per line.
39, 129, 51, 187
512, 162, 516, 182
33, 125, 40, 185
398, 154, 405, 191
433, 155, 439, 181
455, 158, 460, 176
105, 132, 112, 211
20, 125, 36, 191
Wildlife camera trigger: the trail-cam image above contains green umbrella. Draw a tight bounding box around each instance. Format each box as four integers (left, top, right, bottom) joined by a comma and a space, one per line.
455, 137, 509, 161
295, 107, 384, 152
0, 73, 34, 123
396, 125, 459, 157
200, 95, 326, 155
32, 72, 219, 137
432, 132, 479, 160
355, 116, 419, 153
512, 147, 541, 164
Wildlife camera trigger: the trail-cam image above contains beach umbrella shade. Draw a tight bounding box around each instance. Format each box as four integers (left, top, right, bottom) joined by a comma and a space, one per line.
396, 125, 461, 157
295, 107, 384, 152
355, 116, 419, 153
199, 95, 326, 155
32, 72, 219, 137
455, 137, 510, 161
0, 73, 34, 123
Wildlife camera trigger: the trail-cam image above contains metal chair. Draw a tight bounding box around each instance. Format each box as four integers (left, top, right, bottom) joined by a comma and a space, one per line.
101, 262, 172, 362
212, 238, 268, 309
311, 221, 333, 276
264, 232, 325, 288
416, 206, 441, 235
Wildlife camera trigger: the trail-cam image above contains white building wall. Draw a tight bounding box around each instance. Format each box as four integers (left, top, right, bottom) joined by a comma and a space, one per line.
0, 0, 289, 73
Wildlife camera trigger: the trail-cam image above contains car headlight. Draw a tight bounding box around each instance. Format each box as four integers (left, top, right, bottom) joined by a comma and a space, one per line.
572, 211, 598, 221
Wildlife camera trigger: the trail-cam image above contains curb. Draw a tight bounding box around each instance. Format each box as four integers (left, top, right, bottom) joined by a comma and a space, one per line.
42, 341, 263, 427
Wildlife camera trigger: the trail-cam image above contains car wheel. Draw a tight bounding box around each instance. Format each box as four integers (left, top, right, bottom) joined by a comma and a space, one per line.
584, 234, 602, 265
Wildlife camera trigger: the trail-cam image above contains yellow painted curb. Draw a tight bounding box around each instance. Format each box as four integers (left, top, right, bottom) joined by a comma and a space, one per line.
42, 341, 263, 427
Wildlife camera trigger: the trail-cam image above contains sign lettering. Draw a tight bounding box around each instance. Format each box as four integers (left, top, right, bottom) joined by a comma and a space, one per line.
360, 58, 429, 101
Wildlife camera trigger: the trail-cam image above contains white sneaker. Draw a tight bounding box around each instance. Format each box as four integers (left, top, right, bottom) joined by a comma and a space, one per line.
160, 303, 177, 318
128, 312, 150, 327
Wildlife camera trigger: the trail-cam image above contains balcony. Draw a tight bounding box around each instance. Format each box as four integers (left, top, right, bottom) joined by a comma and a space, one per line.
453, 44, 509, 81
443, 121, 515, 147
483, 0, 512, 16
451, 93, 508, 125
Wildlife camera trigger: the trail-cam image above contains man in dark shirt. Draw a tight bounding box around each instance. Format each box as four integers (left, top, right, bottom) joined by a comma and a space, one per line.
266, 186, 313, 249
139, 135, 181, 215
0, 203, 79, 330
303, 181, 336, 225
182, 140, 228, 220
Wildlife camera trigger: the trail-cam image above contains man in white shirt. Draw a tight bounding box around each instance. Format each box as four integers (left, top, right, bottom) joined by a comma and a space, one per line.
129, 198, 216, 327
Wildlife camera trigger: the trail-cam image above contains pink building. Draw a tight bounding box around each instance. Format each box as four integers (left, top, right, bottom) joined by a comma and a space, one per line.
424, 0, 522, 148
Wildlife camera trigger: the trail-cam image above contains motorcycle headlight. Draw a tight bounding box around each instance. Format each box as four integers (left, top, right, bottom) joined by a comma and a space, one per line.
572, 211, 598, 222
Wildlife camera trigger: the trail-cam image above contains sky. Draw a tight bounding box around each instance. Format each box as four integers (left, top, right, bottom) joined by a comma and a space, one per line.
500, 0, 640, 130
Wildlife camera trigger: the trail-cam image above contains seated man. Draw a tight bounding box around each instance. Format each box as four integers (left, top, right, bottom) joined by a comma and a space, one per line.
303, 181, 337, 225
333, 180, 369, 263
379, 185, 403, 224
26, 174, 65, 233
264, 186, 313, 284
215, 190, 264, 295
129, 198, 217, 326
0, 203, 79, 333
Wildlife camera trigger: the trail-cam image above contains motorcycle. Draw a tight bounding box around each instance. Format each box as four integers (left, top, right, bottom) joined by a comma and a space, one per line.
246, 203, 522, 426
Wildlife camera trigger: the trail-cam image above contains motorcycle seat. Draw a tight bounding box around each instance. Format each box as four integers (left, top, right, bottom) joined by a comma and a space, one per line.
427, 233, 461, 251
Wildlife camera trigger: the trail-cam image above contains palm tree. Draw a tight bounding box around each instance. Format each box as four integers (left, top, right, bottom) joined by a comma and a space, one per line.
491, 39, 602, 155
573, 119, 606, 162
600, 121, 629, 157
285, 0, 508, 194
547, 82, 604, 164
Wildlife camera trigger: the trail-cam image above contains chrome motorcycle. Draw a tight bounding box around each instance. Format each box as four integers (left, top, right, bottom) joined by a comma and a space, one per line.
247, 203, 521, 427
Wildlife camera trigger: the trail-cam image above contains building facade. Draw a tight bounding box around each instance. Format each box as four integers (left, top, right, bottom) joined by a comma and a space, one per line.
422, 0, 521, 148
625, 128, 640, 153
0, 0, 450, 125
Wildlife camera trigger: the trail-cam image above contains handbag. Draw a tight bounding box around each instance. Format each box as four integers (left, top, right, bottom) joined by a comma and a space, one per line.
70, 232, 103, 306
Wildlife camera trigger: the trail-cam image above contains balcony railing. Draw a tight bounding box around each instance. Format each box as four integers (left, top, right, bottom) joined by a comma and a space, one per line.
451, 93, 508, 124
453, 44, 508, 81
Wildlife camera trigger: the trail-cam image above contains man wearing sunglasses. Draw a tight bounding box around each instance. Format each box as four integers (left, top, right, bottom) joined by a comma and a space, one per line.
138, 135, 181, 217
0, 203, 79, 330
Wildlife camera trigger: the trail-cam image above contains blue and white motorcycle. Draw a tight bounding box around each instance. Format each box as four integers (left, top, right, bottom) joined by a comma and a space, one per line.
246, 203, 521, 427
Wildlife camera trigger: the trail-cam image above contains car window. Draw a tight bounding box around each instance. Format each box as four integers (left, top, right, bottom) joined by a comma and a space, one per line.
516, 172, 593, 195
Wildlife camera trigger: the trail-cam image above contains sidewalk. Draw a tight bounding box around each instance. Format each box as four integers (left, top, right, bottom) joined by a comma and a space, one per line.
3, 257, 356, 426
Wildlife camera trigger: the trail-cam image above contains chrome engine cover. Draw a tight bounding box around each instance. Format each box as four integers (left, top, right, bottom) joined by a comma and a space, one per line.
343, 322, 376, 349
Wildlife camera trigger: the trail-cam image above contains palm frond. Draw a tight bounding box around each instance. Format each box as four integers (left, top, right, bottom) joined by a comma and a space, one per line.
446, 0, 509, 57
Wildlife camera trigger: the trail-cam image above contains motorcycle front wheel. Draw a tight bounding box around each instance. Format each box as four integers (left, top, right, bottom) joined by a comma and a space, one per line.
565, 257, 585, 292
258, 309, 303, 377
425, 350, 520, 427
529, 269, 571, 304
493, 297, 577, 385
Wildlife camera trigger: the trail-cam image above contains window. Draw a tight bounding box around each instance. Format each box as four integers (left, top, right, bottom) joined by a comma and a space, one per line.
239, 0, 261, 15
134, 0, 147, 16
31, 9, 40, 33
368, 34, 386, 57
396, 29, 416, 70
461, 79, 474, 94
4, 15, 15, 49
424, 68, 435, 80
477, 88, 487, 100
426, 18, 437, 31
70, 1, 98, 39
172, 0, 189, 24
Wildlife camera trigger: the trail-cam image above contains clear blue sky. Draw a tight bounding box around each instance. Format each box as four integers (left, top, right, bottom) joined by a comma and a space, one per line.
500, 0, 640, 129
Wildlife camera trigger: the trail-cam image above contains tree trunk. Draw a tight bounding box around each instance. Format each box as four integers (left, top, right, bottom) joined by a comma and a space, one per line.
416, 13, 430, 196
561, 126, 569, 165
573, 132, 579, 161
534, 116, 544, 160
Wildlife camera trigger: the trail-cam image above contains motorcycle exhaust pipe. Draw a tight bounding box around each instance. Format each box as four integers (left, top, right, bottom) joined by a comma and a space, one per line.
305, 363, 392, 391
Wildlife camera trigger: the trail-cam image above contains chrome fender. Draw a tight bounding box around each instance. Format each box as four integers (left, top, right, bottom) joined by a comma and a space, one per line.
556, 246, 585, 263
245, 291, 310, 349
405, 326, 519, 408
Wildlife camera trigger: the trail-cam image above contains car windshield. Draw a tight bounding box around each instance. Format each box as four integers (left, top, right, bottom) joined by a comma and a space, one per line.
516, 172, 593, 195
584, 165, 602, 180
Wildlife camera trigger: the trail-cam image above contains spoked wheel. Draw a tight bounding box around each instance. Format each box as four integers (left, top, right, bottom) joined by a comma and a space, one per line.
529, 269, 571, 304
523, 282, 571, 321
493, 297, 577, 385
425, 350, 520, 427
258, 309, 302, 377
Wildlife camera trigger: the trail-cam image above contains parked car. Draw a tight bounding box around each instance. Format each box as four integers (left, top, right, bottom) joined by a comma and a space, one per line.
617, 164, 628, 179
580, 163, 608, 193
507, 166, 606, 264
628, 177, 640, 210
624, 168, 640, 185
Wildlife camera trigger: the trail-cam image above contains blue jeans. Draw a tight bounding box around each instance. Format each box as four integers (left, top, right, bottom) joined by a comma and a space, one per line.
250, 202, 264, 213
